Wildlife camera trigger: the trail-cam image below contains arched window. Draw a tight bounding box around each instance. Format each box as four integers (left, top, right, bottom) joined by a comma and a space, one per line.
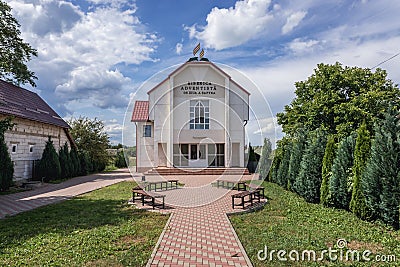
190, 100, 209, 129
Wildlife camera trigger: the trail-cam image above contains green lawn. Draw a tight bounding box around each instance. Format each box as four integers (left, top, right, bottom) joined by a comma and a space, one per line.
230, 182, 400, 266
0, 181, 169, 266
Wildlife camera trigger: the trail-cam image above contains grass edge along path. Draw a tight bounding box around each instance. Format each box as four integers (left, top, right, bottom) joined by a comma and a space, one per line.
230, 182, 400, 267
0, 181, 169, 267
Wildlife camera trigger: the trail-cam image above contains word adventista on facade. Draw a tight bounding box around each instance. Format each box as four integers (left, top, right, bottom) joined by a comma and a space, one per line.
131, 59, 250, 173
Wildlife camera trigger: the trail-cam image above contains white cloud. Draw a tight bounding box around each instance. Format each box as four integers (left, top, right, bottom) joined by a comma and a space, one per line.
175, 42, 183, 55
9, 1, 157, 113
288, 38, 320, 54
190, 0, 273, 50
282, 11, 307, 34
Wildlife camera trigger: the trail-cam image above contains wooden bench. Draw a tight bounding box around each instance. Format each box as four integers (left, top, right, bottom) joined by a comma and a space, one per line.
132, 186, 165, 209
246, 184, 265, 198
231, 190, 261, 209
216, 180, 247, 191
143, 180, 179, 191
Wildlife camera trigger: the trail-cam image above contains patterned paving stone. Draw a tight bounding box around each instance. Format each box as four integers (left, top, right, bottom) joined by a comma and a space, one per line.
0, 169, 132, 219
138, 174, 264, 267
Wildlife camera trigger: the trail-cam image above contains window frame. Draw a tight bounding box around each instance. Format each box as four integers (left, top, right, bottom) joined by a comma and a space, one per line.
143, 125, 152, 137
189, 100, 209, 130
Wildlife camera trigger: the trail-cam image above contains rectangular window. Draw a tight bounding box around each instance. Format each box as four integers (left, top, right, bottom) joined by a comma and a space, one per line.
207, 143, 224, 167
173, 144, 189, 166
29, 145, 34, 153
11, 144, 17, 153
143, 125, 152, 137
190, 100, 209, 130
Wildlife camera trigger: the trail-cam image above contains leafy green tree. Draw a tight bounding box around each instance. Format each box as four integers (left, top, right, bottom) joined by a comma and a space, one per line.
350, 121, 371, 219
329, 135, 355, 209
295, 130, 326, 203
287, 130, 307, 191
277, 63, 400, 138
320, 135, 336, 206
0, 117, 14, 191
0, 1, 37, 86
68, 117, 110, 172
256, 138, 272, 180
37, 137, 61, 182
363, 108, 400, 228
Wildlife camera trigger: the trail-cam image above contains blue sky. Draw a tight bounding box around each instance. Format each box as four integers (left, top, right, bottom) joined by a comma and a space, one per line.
7, 0, 400, 146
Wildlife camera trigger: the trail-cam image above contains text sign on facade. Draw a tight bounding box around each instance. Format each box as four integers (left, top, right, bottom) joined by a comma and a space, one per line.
176, 81, 224, 97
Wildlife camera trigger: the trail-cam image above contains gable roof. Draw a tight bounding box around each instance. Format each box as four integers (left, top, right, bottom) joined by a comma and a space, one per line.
147, 61, 250, 96
131, 101, 149, 122
0, 79, 70, 129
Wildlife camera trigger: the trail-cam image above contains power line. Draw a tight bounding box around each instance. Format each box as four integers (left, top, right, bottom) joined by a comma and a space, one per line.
371, 52, 400, 70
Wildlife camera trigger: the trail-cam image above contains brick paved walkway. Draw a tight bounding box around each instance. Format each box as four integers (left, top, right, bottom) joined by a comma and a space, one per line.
133, 174, 264, 267
0, 169, 132, 219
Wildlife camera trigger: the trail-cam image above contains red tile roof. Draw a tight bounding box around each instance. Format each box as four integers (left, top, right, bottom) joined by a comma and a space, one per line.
131, 101, 149, 122
0, 79, 70, 129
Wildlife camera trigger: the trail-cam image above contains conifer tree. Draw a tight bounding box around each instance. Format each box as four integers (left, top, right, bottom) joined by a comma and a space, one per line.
350, 121, 371, 219
329, 135, 355, 209
363, 107, 400, 228
70, 146, 80, 177
37, 137, 61, 182
269, 144, 283, 183
276, 141, 292, 188
0, 118, 14, 191
295, 130, 327, 203
58, 145, 67, 179
256, 138, 272, 180
287, 130, 307, 191
320, 135, 336, 206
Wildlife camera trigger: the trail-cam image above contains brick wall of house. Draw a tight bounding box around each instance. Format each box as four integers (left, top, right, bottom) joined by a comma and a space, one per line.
0, 115, 71, 181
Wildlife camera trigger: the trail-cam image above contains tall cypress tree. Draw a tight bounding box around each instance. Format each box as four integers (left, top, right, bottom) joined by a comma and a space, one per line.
329, 134, 355, 209
270, 141, 283, 183
0, 118, 14, 191
320, 135, 336, 206
287, 130, 307, 192
277, 141, 292, 188
37, 137, 61, 182
59, 145, 67, 179
363, 107, 400, 228
350, 121, 371, 219
295, 130, 327, 203
256, 138, 272, 180
70, 146, 80, 177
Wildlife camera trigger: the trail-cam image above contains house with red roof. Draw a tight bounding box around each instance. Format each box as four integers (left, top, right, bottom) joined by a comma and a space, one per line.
0, 80, 74, 181
131, 58, 250, 173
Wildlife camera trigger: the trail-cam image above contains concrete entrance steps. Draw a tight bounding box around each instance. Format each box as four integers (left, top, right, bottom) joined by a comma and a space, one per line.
145, 167, 250, 176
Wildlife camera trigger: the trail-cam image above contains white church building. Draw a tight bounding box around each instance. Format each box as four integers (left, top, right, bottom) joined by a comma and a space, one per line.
131, 58, 250, 173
